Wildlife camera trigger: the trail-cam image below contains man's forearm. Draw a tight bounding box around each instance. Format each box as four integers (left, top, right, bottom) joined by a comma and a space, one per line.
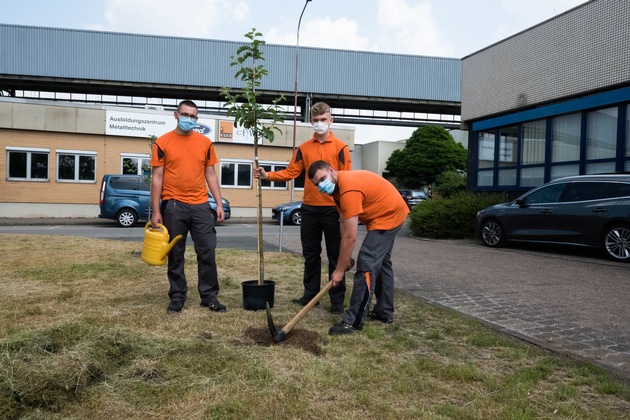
336, 218, 357, 272
337, 236, 356, 272
150, 169, 163, 212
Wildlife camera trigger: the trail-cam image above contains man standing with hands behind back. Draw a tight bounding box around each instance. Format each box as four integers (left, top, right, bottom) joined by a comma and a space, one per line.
150, 100, 226, 314
253, 102, 352, 314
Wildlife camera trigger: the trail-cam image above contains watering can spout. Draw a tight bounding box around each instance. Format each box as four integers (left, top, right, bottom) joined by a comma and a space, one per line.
163, 233, 182, 254
140, 222, 183, 266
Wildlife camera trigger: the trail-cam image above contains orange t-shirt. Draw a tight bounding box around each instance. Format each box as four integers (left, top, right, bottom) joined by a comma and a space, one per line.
150, 130, 218, 204
334, 170, 409, 231
267, 131, 352, 206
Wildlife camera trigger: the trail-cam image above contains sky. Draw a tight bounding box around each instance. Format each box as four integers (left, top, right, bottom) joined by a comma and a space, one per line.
2, 0, 589, 143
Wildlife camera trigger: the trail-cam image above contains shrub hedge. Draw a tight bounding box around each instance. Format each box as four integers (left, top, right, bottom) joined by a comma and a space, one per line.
408, 192, 507, 239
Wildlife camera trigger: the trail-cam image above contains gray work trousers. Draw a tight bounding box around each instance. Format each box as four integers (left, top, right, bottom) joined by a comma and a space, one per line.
161, 199, 219, 304
342, 224, 403, 328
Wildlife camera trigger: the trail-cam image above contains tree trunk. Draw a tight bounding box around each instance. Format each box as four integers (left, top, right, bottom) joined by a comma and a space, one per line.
254, 134, 265, 285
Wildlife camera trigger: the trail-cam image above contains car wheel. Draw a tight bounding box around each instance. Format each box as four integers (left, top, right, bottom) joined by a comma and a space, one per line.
116, 209, 137, 227
211, 209, 217, 222
480, 218, 506, 247
602, 224, 630, 262
290, 210, 302, 226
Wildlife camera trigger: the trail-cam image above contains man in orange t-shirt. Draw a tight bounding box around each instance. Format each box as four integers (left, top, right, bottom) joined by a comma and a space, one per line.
308, 160, 409, 335
150, 100, 226, 314
254, 102, 352, 314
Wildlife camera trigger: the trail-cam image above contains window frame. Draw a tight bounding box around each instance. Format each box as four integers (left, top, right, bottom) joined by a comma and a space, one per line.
220, 159, 253, 188
6, 146, 50, 181
259, 161, 288, 190
56, 149, 97, 183
121, 153, 151, 176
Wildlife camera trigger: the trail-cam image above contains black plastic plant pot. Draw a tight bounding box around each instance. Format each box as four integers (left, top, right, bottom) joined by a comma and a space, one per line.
241, 280, 275, 310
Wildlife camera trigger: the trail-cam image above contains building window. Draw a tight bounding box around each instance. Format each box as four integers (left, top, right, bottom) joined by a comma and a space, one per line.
6, 147, 49, 181
550, 164, 579, 180
585, 162, 616, 174
477, 170, 493, 187
551, 113, 581, 162
220, 160, 252, 188
586, 107, 617, 160
498, 169, 517, 186
520, 167, 544, 187
477, 131, 495, 169
521, 120, 546, 165
259, 163, 287, 189
122, 154, 151, 176
498, 126, 518, 168
57, 150, 96, 182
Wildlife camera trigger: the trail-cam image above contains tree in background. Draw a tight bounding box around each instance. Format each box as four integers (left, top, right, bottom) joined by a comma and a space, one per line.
434, 170, 467, 198
385, 126, 467, 188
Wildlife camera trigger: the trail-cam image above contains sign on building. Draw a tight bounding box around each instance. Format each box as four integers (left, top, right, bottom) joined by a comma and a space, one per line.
105, 110, 216, 139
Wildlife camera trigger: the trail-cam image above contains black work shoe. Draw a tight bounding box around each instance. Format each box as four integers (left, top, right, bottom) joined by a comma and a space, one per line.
167, 301, 184, 313
330, 303, 344, 314
368, 310, 393, 324
201, 300, 227, 313
292, 296, 319, 307
329, 321, 359, 336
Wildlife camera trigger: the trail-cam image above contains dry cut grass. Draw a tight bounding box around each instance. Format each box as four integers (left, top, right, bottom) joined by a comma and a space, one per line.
0, 234, 629, 419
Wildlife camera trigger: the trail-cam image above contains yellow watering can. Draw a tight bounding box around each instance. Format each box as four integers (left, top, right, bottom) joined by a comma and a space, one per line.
140, 222, 183, 266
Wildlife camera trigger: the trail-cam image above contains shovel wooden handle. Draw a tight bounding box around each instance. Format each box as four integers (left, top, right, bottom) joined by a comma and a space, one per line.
282, 281, 333, 334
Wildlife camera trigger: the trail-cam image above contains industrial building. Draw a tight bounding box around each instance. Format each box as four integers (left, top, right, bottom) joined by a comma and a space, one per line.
462, 0, 630, 196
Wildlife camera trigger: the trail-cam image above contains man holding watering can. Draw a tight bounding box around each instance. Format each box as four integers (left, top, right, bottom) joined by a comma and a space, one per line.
150, 100, 226, 314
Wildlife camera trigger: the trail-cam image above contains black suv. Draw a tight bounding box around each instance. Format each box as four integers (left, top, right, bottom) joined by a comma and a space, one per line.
476, 174, 630, 262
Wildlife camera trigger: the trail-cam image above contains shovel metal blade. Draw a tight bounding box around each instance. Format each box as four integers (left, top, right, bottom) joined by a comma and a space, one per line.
266, 302, 286, 343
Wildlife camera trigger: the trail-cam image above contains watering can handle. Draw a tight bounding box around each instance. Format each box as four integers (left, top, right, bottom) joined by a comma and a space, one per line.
145, 222, 166, 231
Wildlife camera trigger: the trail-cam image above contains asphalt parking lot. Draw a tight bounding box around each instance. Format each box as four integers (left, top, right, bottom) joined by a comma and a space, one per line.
2, 217, 629, 380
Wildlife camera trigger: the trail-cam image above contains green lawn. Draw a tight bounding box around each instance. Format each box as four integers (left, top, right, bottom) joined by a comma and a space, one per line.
1, 235, 629, 419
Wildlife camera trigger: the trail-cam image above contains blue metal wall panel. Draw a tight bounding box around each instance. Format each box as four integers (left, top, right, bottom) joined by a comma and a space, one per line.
0, 24, 460, 102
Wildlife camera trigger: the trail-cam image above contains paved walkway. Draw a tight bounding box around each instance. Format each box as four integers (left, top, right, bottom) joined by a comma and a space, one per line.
398, 237, 630, 380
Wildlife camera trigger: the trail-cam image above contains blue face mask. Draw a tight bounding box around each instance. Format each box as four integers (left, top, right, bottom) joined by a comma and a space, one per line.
178, 117, 196, 132
318, 177, 335, 195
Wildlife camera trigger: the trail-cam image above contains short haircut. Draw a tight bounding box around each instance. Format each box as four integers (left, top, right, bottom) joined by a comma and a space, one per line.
178, 100, 198, 111
308, 160, 331, 179
310, 102, 331, 117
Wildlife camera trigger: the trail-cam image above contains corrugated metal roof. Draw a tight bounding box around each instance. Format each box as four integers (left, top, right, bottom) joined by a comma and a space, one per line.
1, 24, 460, 102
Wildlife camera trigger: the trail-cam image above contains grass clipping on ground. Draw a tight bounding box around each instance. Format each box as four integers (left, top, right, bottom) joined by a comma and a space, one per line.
0, 234, 629, 419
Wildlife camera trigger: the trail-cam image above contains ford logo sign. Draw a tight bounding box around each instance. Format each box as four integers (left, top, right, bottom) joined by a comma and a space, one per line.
193, 124, 212, 135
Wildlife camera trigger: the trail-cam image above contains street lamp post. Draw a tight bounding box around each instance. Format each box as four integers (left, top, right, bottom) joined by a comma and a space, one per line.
291, 0, 312, 202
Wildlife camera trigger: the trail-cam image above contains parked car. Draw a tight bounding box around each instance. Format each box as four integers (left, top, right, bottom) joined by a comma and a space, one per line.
476, 174, 630, 262
99, 174, 230, 227
398, 189, 428, 208
272, 201, 302, 225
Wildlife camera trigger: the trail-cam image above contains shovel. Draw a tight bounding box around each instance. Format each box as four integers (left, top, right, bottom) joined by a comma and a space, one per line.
266, 282, 333, 343
266, 258, 354, 343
